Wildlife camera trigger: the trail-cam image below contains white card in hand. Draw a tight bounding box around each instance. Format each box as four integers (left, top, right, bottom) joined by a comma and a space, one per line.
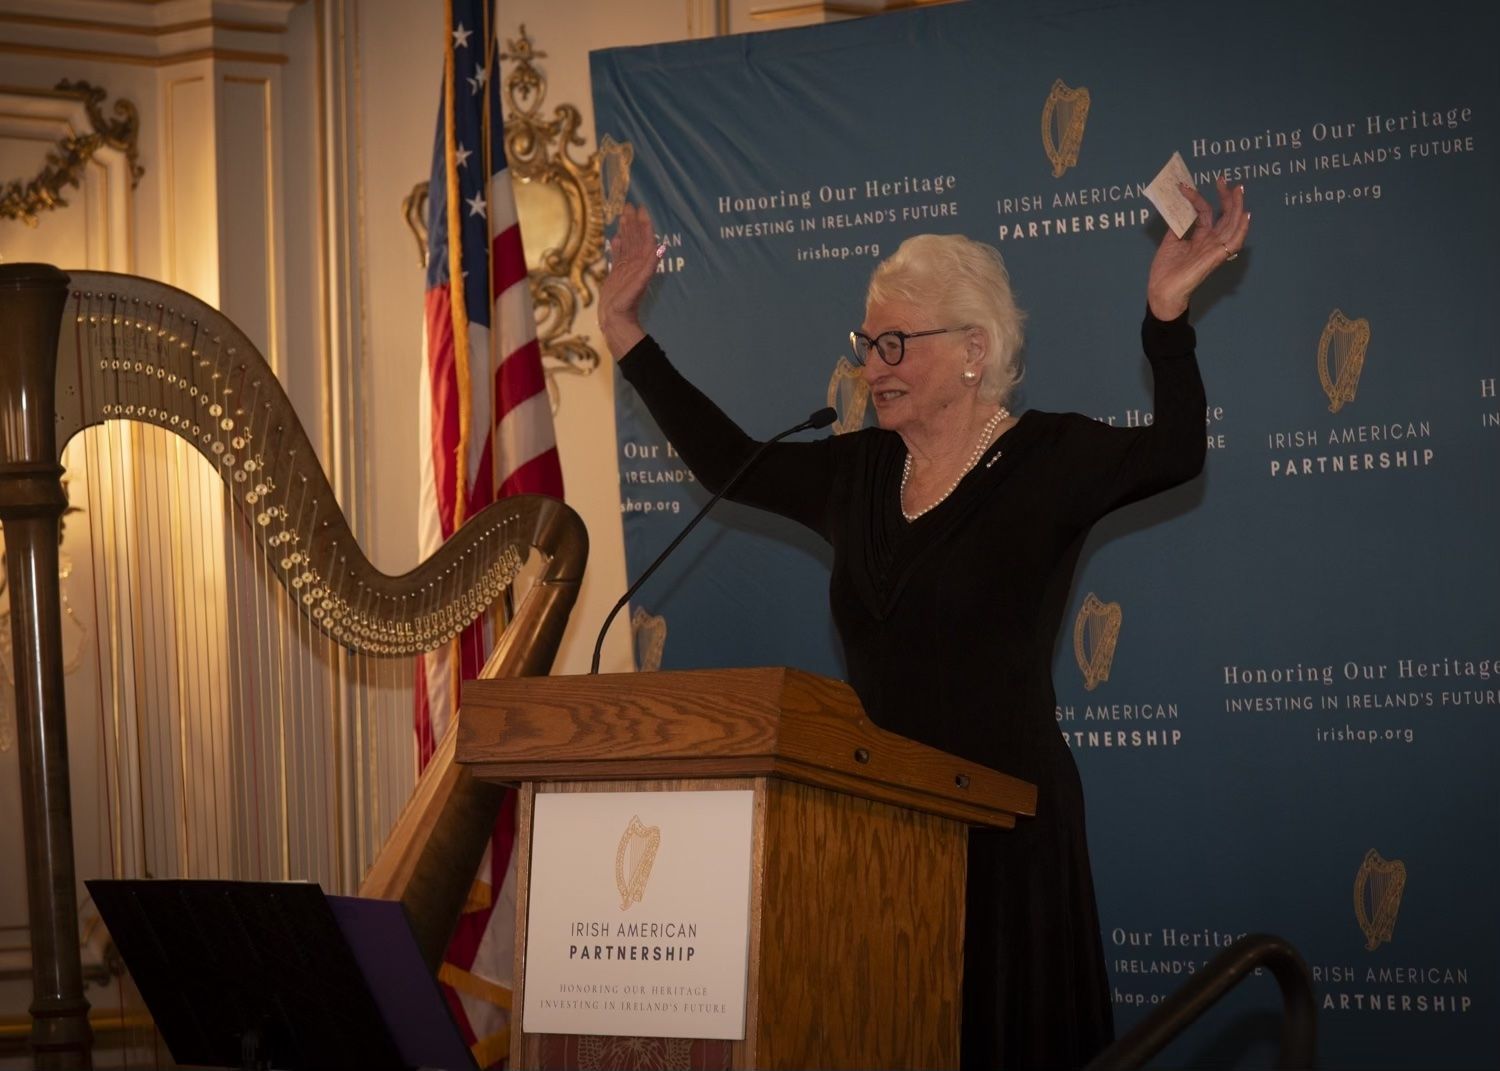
1145, 152, 1198, 237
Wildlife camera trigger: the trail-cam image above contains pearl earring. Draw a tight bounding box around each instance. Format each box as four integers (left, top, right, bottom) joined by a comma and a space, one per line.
961, 368, 979, 384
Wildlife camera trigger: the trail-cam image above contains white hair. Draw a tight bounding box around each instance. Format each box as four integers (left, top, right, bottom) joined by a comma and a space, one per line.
866, 234, 1026, 405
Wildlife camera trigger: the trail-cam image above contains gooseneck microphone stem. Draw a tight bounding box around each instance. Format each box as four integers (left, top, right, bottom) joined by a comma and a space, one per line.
589, 406, 837, 674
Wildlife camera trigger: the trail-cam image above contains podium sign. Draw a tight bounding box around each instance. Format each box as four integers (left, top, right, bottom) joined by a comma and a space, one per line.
459, 668, 1036, 1068
522, 789, 756, 1040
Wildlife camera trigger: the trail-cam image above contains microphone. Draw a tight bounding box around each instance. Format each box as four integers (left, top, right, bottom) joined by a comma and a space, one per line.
590, 406, 837, 674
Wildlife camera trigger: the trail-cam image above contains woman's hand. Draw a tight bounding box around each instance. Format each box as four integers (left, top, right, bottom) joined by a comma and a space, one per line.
1146, 176, 1249, 321
597, 202, 660, 359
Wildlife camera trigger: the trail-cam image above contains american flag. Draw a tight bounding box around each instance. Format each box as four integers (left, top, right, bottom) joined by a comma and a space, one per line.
416, 0, 563, 1063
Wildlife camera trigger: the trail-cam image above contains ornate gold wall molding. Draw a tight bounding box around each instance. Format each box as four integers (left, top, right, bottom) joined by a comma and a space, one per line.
403, 25, 632, 405
0, 79, 143, 227
501, 25, 631, 389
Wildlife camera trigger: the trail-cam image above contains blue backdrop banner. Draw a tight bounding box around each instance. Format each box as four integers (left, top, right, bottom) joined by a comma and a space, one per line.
591, 2, 1498, 1065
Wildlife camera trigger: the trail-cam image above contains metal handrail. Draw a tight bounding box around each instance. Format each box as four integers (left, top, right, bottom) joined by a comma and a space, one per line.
1085, 933, 1317, 1071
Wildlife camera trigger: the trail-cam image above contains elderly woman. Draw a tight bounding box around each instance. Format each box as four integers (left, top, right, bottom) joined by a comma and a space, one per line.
599, 179, 1249, 1069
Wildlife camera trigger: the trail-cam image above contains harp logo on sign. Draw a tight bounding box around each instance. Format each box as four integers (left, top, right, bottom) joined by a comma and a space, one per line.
1354, 848, 1407, 952
1318, 309, 1371, 413
1073, 592, 1122, 692
615, 814, 662, 911
1042, 78, 1091, 179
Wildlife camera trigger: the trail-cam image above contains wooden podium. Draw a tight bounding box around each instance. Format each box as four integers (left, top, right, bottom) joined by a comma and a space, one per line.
457, 667, 1036, 1070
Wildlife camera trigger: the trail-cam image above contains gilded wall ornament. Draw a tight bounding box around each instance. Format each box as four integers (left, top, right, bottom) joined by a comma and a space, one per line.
0, 80, 144, 227
403, 26, 633, 406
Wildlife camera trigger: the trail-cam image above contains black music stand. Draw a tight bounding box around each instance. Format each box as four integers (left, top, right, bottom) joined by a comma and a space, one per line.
87, 879, 479, 1071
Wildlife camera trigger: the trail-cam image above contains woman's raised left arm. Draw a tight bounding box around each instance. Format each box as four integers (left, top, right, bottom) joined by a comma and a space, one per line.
1058, 177, 1248, 524
1059, 309, 1207, 526
1146, 176, 1249, 320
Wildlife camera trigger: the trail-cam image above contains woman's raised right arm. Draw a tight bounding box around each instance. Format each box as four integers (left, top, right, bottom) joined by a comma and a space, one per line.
601, 204, 837, 537
597, 202, 657, 359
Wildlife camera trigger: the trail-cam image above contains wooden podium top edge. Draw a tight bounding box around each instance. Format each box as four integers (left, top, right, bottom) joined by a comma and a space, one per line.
457, 667, 1038, 827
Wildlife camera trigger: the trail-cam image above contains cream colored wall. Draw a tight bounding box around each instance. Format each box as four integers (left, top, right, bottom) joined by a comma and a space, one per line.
354, 0, 435, 585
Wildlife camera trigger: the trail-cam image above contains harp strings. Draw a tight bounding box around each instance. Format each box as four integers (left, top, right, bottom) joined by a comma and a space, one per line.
47, 274, 547, 921
66, 289, 421, 894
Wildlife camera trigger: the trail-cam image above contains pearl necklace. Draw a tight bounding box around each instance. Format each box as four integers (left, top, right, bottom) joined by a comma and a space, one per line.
900, 407, 1010, 521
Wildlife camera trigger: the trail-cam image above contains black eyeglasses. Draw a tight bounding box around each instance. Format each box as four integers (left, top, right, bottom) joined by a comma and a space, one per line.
848, 326, 963, 367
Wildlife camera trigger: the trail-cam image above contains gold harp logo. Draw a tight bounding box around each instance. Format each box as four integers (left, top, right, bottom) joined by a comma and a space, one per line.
1073, 593, 1121, 692
1041, 79, 1091, 179
1316, 309, 1371, 414
630, 606, 667, 673
1353, 848, 1406, 951
827, 357, 870, 434
614, 814, 661, 911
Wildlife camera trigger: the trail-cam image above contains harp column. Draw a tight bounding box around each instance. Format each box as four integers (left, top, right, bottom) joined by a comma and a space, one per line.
0, 265, 93, 1069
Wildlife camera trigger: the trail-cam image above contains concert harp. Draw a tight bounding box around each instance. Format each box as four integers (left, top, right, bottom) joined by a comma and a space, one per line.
0, 264, 586, 1064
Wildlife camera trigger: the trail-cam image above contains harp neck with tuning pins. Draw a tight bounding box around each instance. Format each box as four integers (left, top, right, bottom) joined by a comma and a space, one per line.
0, 263, 586, 1065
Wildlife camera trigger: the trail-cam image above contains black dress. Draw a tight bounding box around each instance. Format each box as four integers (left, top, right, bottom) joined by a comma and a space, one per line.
619, 311, 1206, 1069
